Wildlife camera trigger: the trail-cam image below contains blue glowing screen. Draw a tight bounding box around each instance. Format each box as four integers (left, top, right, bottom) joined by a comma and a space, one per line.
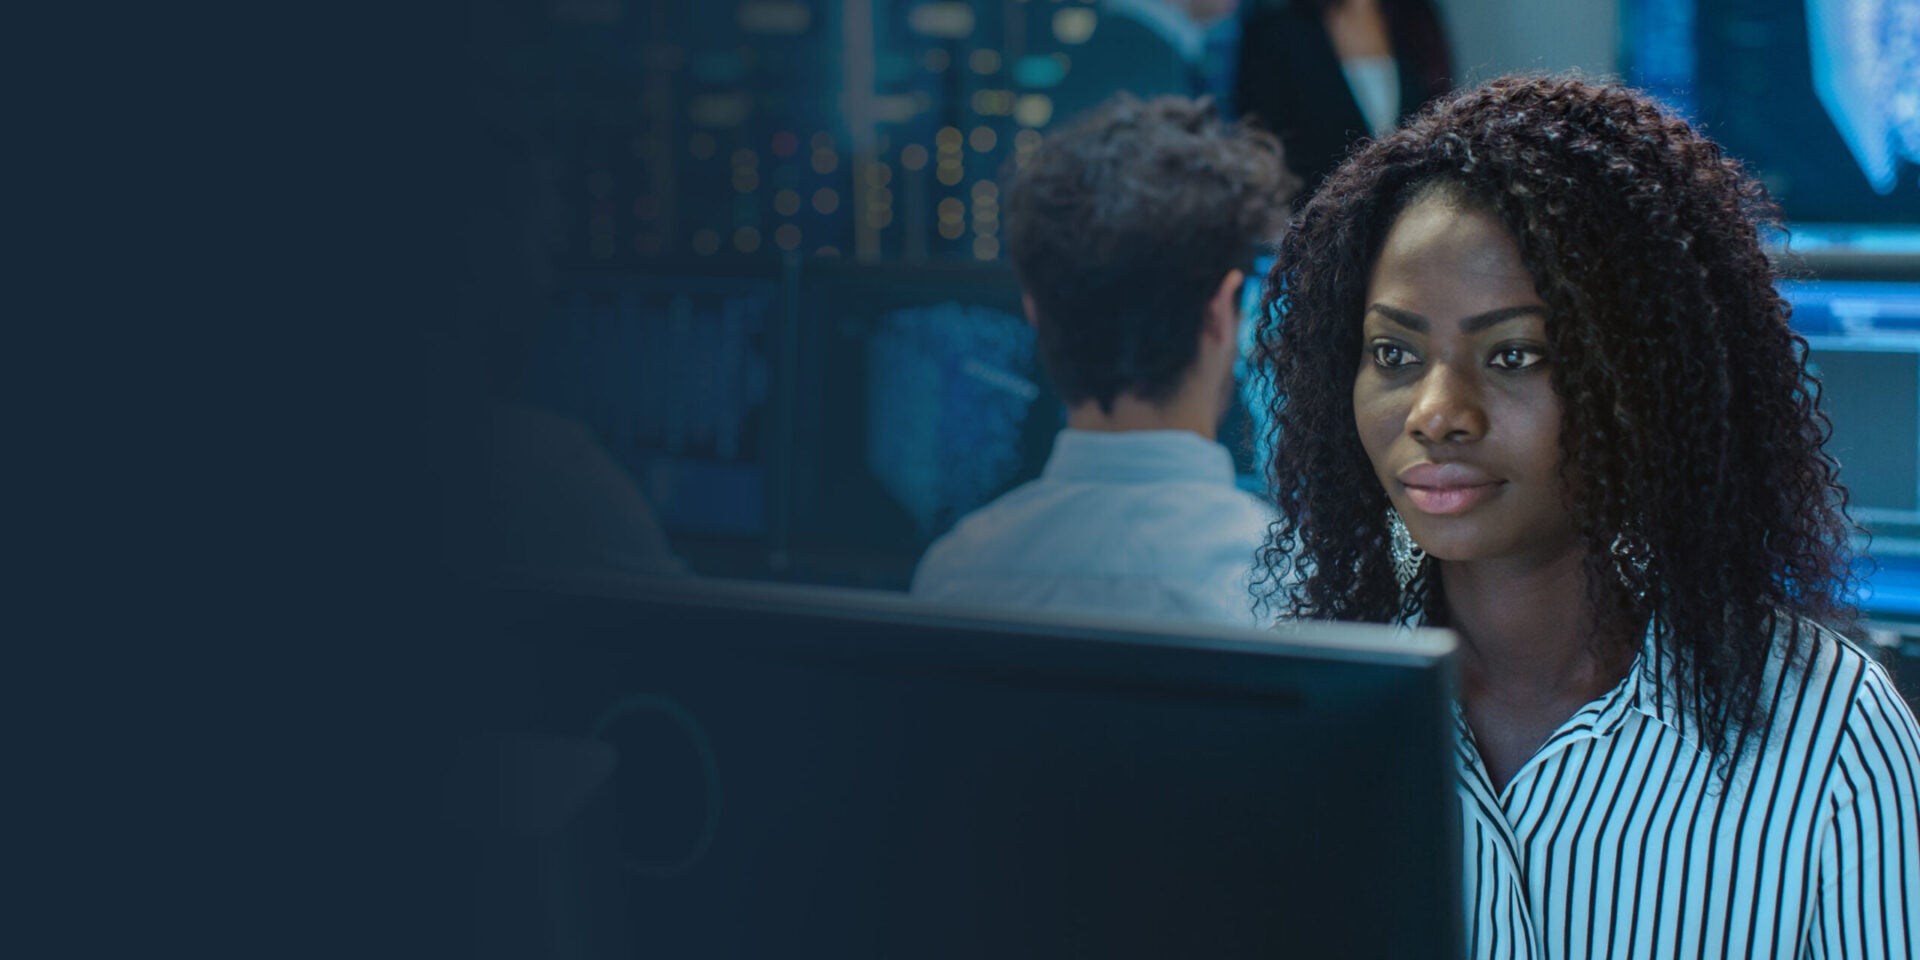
1807, 0, 1920, 196
789, 263, 1058, 581
525, 276, 774, 537
1624, 0, 1920, 223
865, 301, 1042, 540
1233, 256, 1280, 491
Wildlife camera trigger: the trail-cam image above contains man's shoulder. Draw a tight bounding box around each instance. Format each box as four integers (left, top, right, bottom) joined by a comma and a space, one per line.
952, 472, 1268, 534
914, 475, 1271, 582
912, 481, 1056, 577
1146, 479, 1276, 536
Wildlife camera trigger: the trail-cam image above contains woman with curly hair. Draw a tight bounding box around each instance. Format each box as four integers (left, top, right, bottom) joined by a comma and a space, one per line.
1253, 76, 1920, 958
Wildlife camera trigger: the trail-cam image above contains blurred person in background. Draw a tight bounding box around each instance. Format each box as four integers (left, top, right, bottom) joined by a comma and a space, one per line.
442, 2, 688, 583
911, 94, 1295, 627
1234, 0, 1452, 201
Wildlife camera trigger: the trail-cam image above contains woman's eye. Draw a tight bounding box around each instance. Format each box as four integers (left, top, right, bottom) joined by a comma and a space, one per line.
1371, 343, 1413, 368
1490, 346, 1546, 370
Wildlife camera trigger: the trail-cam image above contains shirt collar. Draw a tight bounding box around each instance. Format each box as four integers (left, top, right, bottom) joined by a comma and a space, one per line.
1041, 428, 1240, 487
1448, 623, 1716, 799
1450, 623, 1668, 749
1437, 616, 1690, 741
1616, 622, 1713, 753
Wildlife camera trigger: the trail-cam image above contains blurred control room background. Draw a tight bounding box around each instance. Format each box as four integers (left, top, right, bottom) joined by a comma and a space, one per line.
460, 0, 1920, 658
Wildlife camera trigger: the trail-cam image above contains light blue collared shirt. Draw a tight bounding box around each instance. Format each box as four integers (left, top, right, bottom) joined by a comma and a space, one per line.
910, 429, 1276, 627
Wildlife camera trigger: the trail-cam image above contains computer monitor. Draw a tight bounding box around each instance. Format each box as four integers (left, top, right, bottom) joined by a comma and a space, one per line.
519, 260, 790, 575
789, 260, 1063, 586
469, 574, 1464, 959
1621, 0, 1920, 227
1785, 279, 1920, 619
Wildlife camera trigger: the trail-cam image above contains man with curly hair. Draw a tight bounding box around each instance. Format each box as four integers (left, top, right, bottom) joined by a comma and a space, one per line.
1254, 75, 1920, 958
910, 93, 1295, 626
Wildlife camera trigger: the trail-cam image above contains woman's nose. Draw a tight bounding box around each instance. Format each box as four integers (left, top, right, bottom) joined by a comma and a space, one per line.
1407, 364, 1488, 444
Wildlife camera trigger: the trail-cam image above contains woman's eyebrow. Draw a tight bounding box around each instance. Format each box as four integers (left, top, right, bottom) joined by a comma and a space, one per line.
1367, 303, 1547, 333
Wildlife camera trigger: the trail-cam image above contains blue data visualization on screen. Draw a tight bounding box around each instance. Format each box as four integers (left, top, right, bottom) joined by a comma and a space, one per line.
1623, 0, 1920, 224
792, 262, 1061, 586
1805, 0, 1920, 197
865, 301, 1042, 540
523, 270, 777, 539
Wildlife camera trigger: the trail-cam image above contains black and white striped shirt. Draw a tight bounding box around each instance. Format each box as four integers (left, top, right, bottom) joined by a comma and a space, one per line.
1457, 620, 1920, 959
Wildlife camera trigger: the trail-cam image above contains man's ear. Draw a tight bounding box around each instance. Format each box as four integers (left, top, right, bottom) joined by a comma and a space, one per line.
1202, 268, 1245, 346
1021, 291, 1040, 329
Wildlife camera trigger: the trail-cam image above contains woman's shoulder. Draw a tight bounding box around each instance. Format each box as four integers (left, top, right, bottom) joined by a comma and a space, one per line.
1767, 616, 1890, 699
1757, 615, 1919, 778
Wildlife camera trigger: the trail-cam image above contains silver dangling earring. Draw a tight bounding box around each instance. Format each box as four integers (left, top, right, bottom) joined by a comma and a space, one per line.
1610, 530, 1651, 600
1387, 507, 1426, 590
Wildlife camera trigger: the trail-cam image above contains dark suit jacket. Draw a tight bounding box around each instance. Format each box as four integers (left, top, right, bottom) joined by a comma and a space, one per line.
1233, 0, 1452, 202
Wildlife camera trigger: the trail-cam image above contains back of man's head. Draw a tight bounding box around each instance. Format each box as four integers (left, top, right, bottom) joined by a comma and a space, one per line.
1005, 94, 1294, 414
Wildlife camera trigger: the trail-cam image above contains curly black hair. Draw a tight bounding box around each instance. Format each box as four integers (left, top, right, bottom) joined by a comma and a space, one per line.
1252, 75, 1860, 766
1005, 93, 1295, 412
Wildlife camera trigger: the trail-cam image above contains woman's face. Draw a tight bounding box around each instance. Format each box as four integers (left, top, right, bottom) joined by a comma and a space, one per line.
1352, 194, 1580, 567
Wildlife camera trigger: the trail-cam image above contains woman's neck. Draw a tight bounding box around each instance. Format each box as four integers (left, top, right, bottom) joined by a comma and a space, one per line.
1441, 546, 1633, 708
1440, 546, 1639, 791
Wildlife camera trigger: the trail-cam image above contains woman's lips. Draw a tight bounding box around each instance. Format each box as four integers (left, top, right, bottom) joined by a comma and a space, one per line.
1397, 463, 1502, 516
1403, 482, 1502, 516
